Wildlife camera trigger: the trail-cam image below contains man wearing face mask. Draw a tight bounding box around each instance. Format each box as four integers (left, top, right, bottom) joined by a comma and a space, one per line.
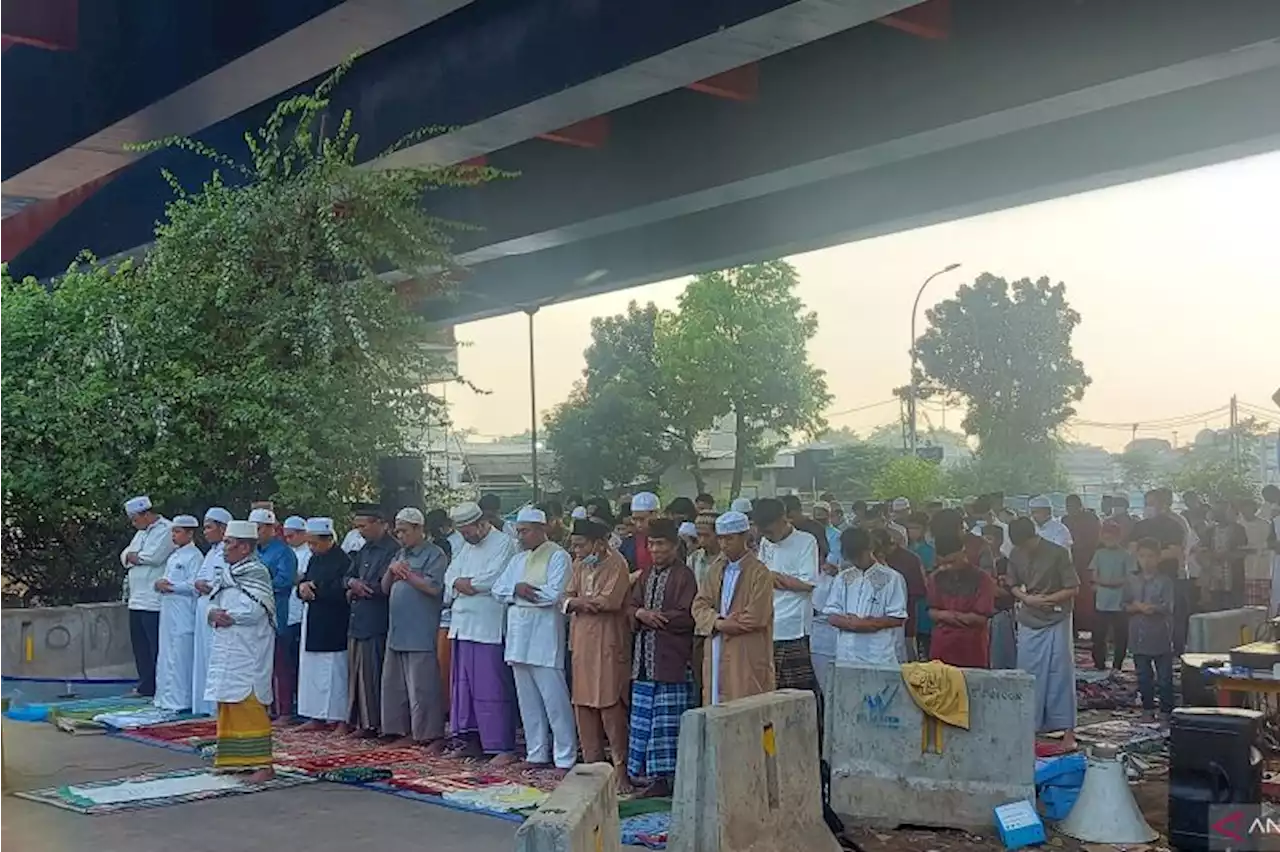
564, 518, 632, 789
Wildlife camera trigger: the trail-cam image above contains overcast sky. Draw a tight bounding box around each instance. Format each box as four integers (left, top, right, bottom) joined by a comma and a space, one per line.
446, 151, 1280, 451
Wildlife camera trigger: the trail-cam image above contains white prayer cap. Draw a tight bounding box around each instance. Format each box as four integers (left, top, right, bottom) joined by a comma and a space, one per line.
395, 507, 425, 526
515, 505, 547, 525
248, 507, 276, 525
305, 517, 335, 535
715, 511, 750, 535
678, 521, 698, 538
204, 507, 232, 525
450, 502, 483, 526
172, 514, 200, 528
124, 495, 152, 515
1028, 495, 1052, 510
225, 520, 258, 539
282, 515, 307, 531
570, 506, 588, 520
630, 492, 660, 512
891, 497, 911, 511
729, 497, 753, 513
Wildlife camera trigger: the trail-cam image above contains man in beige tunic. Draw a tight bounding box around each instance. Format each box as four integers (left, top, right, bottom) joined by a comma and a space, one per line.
564, 518, 632, 789
692, 511, 776, 705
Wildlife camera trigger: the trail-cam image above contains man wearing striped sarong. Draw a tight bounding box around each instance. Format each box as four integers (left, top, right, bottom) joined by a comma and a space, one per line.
625, 519, 698, 798
206, 520, 277, 783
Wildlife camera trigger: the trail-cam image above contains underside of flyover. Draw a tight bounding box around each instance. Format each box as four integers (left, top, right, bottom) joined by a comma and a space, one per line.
4, 0, 1279, 322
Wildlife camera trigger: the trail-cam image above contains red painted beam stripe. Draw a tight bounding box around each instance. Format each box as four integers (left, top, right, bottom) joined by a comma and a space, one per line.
1, 0, 78, 50
686, 62, 759, 102
537, 115, 610, 149
878, 0, 950, 40
2, 171, 117, 262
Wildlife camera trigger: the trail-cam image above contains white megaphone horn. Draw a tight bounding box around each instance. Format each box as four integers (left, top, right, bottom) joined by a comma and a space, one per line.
1057, 744, 1158, 845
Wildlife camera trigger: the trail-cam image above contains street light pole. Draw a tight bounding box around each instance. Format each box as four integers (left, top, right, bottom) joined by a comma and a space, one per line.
909, 262, 961, 456
526, 306, 540, 504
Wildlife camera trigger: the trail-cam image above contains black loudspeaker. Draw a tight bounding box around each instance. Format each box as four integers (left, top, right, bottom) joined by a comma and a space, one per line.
377, 456, 424, 517
1168, 707, 1263, 852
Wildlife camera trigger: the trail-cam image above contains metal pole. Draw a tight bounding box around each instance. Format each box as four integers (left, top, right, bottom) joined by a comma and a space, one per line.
909, 263, 961, 456
527, 307, 540, 503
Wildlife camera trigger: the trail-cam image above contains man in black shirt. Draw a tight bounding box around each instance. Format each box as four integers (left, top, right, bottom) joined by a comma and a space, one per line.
781, 494, 830, 564
341, 504, 397, 737
1131, 488, 1189, 652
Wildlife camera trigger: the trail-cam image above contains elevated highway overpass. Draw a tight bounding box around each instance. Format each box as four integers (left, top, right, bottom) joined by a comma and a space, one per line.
5, 0, 1279, 321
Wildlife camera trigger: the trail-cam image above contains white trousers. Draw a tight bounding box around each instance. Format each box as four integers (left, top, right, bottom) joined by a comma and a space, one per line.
511, 663, 577, 769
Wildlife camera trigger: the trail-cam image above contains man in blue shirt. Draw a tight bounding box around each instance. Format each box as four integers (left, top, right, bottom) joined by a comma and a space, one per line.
251, 507, 299, 719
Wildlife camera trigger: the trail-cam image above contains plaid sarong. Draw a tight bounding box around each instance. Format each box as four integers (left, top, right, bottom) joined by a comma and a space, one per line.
1245, 579, 1271, 608
626, 680, 691, 780
773, 637, 818, 691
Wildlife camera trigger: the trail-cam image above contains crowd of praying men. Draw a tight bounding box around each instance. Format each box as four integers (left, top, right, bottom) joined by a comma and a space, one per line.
118, 485, 1280, 786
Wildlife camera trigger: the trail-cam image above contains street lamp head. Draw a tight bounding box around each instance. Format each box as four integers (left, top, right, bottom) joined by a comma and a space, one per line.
943, 262, 961, 272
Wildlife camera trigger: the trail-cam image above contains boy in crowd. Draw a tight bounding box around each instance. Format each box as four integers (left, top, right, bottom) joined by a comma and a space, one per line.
1124, 538, 1176, 722
1090, 519, 1136, 671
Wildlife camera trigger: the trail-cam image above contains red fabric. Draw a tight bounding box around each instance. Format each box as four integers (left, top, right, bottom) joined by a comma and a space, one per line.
926, 569, 996, 668
635, 534, 652, 573
885, 547, 927, 637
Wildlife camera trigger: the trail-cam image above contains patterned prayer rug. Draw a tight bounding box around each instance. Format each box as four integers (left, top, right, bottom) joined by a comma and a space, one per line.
15, 767, 313, 815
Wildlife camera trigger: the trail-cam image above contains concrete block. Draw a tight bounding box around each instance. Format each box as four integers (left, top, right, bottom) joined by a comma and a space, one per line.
825, 663, 1036, 831
0, 605, 87, 679
515, 763, 620, 852
1187, 607, 1267, 653
670, 689, 838, 852
78, 602, 137, 678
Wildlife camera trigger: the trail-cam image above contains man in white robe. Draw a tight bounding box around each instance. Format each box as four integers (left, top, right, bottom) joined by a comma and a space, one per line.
154, 515, 203, 711
120, 496, 176, 698
492, 506, 577, 773
192, 507, 231, 716
206, 520, 277, 782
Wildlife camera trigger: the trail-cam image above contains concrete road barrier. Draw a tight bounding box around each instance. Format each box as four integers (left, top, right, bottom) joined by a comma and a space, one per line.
670, 689, 838, 852
1187, 607, 1267, 653
1, 602, 136, 680
515, 763, 620, 852
825, 663, 1035, 831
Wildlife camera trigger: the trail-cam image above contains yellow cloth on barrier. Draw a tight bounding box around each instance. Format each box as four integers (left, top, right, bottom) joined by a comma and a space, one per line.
901, 660, 970, 730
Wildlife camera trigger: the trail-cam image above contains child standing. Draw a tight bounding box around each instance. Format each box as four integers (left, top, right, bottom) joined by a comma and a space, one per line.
1090, 519, 1136, 671
906, 512, 936, 659
1124, 538, 1176, 722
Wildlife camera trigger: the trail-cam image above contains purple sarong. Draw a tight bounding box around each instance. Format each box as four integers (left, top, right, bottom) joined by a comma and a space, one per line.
450, 638, 517, 753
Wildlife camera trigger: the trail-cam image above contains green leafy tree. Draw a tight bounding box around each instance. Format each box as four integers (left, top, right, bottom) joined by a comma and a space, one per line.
915, 273, 1090, 494
658, 261, 831, 497
545, 302, 711, 495
1116, 446, 1163, 491
1, 63, 494, 604
872, 455, 942, 507
817, 443, 896, 499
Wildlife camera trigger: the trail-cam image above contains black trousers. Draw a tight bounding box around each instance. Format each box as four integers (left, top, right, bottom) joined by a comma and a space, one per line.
1091, 610, 1129, 669
129, 609, 161, 696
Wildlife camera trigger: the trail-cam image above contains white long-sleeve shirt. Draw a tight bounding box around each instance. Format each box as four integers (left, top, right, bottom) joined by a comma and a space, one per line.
288, 544, 311, 626
443, 528, 518, 645
120, 517, 176, 612
822, 562, 907, 667
158, 543, 203, 635
204, 560, 275, 705
759, 527, 819, 641
492, 546, 571, 669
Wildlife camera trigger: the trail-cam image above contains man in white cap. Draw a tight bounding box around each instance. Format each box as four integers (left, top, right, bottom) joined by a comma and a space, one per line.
1028, 496, 1074, 552
120, 496, 176, 698
193, 507, 232, 715
729, 496, 753, 514
492, 506, 577, 774
205, 519, 276, 782
250, 507, 299, 720
296, 518, 351, 731
153, 515, 204, 711
443, 501, 519, 762
891, 497, 912, 527
692, 511, 775, 706
342, 504, 397, 737
620, 491, 660, 574
380, 507, 449, 750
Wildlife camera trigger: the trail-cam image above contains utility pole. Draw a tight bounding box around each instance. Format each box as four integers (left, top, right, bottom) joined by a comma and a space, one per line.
1229, 394, 1239, 469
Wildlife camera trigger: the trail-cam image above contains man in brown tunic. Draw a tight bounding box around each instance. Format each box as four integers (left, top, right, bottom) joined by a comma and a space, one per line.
692, 511, 775, 706
564, 518, 632, 789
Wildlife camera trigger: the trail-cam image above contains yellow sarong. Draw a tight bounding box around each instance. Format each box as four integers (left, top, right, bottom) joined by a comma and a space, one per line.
215, 696, 273, 769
